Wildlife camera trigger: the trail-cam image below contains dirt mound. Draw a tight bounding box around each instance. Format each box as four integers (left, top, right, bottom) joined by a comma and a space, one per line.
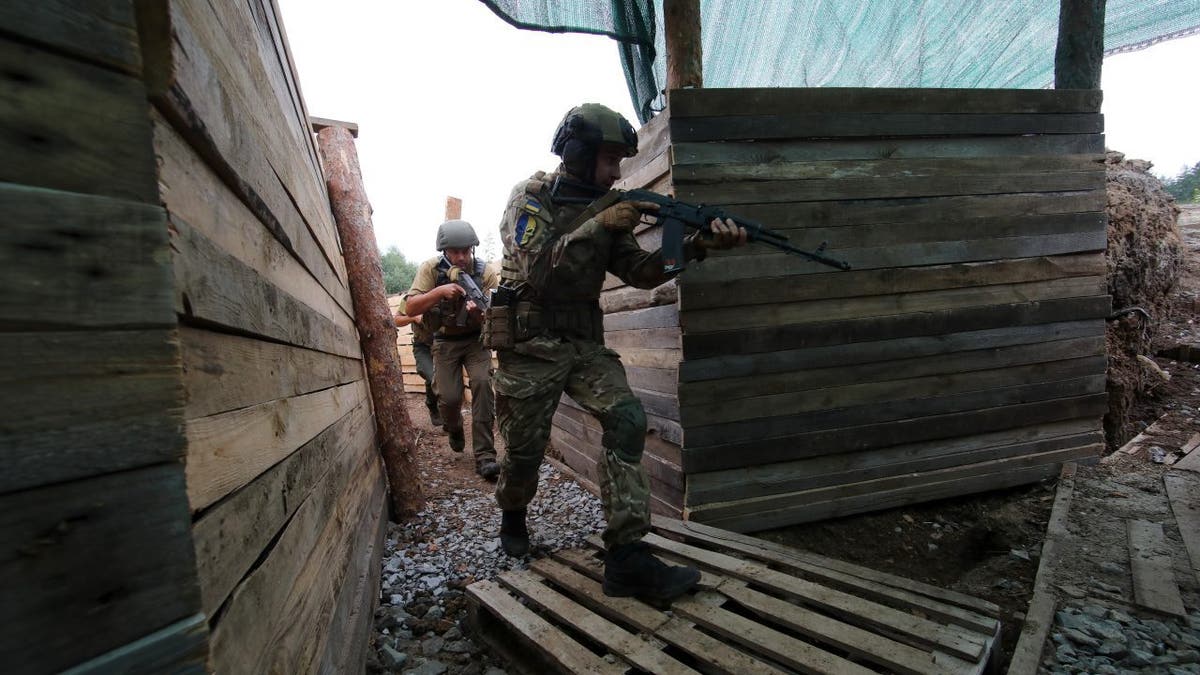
1103, 150, 1185, 447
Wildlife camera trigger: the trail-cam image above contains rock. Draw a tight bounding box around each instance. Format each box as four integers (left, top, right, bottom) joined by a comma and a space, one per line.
443, 626, 462, 641
483, 668, 508, 675
1058, 584, 1088, 599
443, 640, 473, 654
1010, 548, 1030, 561
1125, 649, 1154, 667
425, 605, 445, 621
1096, 640, 1128, 659
1063, 628, 1101, 648
1107, 608, 1135, 624
407, 660, 449, 675
379, 645, 407, 670
1081, 604, 1107, 618
422, 635, 445, 656
1056, 642, 1078, 662
1099, 561, 1125, 576
1178, 650, 1200, 665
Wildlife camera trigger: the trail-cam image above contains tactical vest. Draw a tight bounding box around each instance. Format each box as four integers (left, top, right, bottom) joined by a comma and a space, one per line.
433, 256, 486, 339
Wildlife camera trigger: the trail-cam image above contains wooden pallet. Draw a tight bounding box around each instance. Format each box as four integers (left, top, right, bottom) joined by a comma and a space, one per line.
467, 517, 1000, 674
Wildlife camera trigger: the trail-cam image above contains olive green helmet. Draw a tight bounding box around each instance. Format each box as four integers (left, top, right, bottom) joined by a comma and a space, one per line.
435, 219, 479, 250
551, 103, 638, 182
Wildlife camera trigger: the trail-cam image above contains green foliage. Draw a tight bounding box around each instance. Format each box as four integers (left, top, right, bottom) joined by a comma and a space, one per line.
380, 246, 419, 295
1162, 161, 1200, 203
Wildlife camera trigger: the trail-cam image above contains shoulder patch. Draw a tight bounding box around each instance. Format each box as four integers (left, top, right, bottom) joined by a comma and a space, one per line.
521, 197, 543, 215
515, 213, 538, 247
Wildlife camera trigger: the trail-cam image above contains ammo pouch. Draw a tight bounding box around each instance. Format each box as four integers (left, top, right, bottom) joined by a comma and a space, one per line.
482, 305, 515, 350
512, 301, 604, 343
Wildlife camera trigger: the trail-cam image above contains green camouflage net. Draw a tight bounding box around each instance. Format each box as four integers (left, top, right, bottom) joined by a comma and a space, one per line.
478, 0, 1200, 123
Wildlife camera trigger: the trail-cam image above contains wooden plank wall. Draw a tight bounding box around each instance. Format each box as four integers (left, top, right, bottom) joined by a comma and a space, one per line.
549, 111, 687, 518
140, 1, 387, 672
669, 88, 1109, 532
0, 2, 207, 672
388, 296, 434, 394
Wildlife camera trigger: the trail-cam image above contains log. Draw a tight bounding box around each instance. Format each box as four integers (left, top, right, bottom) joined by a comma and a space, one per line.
664, 0, 702, 90
1055, 0, 1105, 90
316, 126, 422, 519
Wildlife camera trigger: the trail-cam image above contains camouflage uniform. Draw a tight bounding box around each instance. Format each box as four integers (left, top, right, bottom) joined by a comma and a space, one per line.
410, 317, 439, 421
493, 170, 702, 549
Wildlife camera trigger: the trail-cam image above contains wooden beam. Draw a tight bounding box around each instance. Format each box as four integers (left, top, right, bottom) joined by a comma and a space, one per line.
1055, 0, 1105, 89
316, 125, 424, 519
309, 116, 358, 138
664, 0, 702, 90
445, 196, 463, 220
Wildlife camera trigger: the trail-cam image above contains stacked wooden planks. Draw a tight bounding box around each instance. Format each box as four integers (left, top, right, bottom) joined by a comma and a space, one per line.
468, 516, 1001, 674
669, 88, 1109, 531
0, 3, 207, 671
143, 0, 385, 672
550, 111, 687, 518
388, 296, 434, 394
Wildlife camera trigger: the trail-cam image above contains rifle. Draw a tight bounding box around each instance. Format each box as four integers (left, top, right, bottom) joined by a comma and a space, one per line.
447, 265, 489, 327
552, 178, 851, 274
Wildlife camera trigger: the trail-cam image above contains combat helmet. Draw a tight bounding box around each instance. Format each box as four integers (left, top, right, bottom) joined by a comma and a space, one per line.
551, 103, 638, 183
435, 219, 479, 250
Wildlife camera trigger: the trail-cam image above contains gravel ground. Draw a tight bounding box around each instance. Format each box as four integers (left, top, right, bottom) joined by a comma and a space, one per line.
368, 462, 605, 674
1046, 601, 1200, 673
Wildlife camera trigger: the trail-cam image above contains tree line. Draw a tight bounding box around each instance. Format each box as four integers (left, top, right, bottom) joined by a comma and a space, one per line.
1163, 161, 1200, 203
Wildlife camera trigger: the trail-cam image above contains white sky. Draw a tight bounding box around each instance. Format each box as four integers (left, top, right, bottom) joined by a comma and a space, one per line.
279, 1, 1200, 263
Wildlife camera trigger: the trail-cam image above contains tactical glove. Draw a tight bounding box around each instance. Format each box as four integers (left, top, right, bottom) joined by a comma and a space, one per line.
595, 201, 657, 232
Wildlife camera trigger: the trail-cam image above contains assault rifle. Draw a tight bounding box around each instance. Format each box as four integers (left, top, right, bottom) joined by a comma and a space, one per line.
552, 179, 851, 274
447, 265, 488, 327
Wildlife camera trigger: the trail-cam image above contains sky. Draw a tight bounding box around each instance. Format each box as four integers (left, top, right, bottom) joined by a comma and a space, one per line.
279, 1, 1200, 263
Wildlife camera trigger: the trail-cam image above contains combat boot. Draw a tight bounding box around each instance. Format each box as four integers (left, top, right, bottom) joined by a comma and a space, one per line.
477, 459, 500, 481
499, 508, 529, 557
427, 406, 442, 427
447, 427, 465, 453
603, 541, 700, 602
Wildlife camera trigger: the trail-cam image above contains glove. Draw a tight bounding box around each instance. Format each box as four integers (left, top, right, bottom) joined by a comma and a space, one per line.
595, 201, 657, 232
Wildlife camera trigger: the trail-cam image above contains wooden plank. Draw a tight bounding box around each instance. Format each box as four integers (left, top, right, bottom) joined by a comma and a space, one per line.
682, 394, 1108, 473
500, 570, 700, 675
604, 326, 681, 350
683, 233, 1107, 282
1128, 520, 1187, 617
0, 1, 142, 74
185, 379, 369, 511
467, 581, 626, 675
684, 371, 1106, 450
0, 36, 157, 202
694, 462, 1065, 533
176, 0, 345, 284
1172, 435, 1200, 472
170, 216, 361, 359
0, 330, 185, 495
624, 365, 679, 394
676, 155, 1102, 184
181, 326, 363, 419
192, 400, 372, 616
601, 283, 677, 314
209, 442, 385, 673
533, 556, 788, 675
683, 277, 1106, 335
672, 134, 1105, 165
696, 190, 1106, 231
651, 516, 1001, 617
687, 428, 1102, 506
671, 112, 1104, 143
1, 465, 200, 674
667, 87, 1104, 117
687, 445, 1092, 524
610, 346, 682, 370
153, 112, 355, 322
642, 534, 986, 661
681, 295, 1111, 359
62, 614, 208, 675
604, 304, 679, 331
315, 476, 387, 674
1165, 471, 1200, 584
619, 109, 671, 181
1007, 464, 1075, 675
703, 213, 1106, 262
680, 334, 1105, 407
559, 394, 685, 446
1, 184, 172, 329
310, 116, 359, 137
670, 594, 876, 675
149, 3, 348, 298
715, 581, 963, 675
680, 319, 1104, 383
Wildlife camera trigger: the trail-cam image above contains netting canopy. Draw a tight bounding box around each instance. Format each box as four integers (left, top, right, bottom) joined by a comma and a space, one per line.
479, 0, 1200, 123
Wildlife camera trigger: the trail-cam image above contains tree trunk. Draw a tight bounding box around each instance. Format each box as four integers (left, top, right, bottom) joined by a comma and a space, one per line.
316, 125, 424, 520
665, 0, 702, 90
1055, 0, 1106, 89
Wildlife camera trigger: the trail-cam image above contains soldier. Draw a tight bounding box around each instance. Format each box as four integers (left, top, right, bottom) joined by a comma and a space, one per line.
485, 104, 747, 602
400, 220, 501, 480
392, 312, 441, 427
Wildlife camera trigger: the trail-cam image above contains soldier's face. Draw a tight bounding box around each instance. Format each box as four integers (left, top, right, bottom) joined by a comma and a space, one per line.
445, 247, 473, 269
593, 145, 625, 189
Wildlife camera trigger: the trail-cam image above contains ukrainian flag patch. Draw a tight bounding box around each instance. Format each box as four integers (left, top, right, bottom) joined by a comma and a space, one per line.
515, 213, 538, 247
521, 197, 542, 215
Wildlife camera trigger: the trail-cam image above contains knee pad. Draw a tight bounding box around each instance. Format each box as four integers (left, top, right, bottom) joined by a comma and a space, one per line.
601, 398, 647, 463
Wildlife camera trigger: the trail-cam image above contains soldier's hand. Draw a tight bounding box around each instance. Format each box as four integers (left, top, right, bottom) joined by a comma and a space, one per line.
441, 283, 466, 300
596, 201, 658, 232
699, 218, 748, 250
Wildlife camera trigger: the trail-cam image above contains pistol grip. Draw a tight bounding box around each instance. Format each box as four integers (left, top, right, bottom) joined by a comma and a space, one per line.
662, 217, 685, 274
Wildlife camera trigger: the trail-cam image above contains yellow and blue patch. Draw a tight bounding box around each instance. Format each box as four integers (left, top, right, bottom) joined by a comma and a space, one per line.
515, 213, 538, 247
